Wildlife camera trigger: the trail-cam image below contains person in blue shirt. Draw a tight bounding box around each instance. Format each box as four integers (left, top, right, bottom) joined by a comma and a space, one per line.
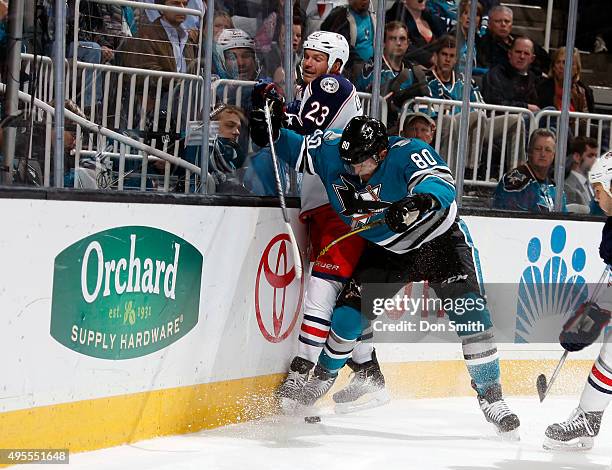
249, 108, 520, 436
355, 21, 429, 133
493, 129, 568, 213
320, 0, 375, 78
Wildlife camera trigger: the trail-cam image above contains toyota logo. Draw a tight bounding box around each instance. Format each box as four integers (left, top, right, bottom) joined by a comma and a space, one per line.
255, 234, 304, 343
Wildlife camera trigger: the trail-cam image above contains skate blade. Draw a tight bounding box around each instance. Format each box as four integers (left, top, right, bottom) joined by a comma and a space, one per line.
294, 402, 320, 418
334, 389, 391, 414
278, 397, 298, 415
543, 436, 594, 451
495, 428, 520, 442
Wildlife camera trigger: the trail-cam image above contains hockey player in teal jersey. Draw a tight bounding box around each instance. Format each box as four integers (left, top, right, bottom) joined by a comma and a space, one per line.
250, 110, 520, 436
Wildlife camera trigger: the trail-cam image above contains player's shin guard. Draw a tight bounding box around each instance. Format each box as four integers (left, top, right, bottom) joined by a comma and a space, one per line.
579, 355, 612, 414
462, 329, 500, 395
351, 326, 374, 364
453, 296, 519, 435
297, 277, 343, 363
318, 305, 367, 374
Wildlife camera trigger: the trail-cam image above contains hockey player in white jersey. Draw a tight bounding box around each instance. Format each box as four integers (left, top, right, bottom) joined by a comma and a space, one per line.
253, 31, 389, 414
544, 151, 612, 451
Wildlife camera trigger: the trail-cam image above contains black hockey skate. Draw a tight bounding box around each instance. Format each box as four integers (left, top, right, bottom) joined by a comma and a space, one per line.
332, 351, 390, 414
473, 382, 520, 438
543, 407, 603, 451
277, 356, 314, 414
296, 364, 337, 411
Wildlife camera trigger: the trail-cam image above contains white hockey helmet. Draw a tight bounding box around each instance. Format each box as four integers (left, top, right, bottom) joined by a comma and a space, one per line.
216, 28, 260, 80
302, 31, 350, 74
589, 150, 612, 197
217, 28, 256, 55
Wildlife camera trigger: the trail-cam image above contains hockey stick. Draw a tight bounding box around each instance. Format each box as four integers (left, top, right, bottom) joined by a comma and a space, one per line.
537, 350, 569, 402
264, 99, 303, 279
317, 219, 385, 259
536, 265, 611, 402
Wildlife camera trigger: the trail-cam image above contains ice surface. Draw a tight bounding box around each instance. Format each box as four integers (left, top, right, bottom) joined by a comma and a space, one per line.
22, 397, 612, 469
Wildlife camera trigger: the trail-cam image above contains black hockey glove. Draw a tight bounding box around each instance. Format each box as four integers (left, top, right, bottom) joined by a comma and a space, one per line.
385, 194, 439, 233
249, 81, 285, 148
252, 79, 285, 110
560, 302, 611, 352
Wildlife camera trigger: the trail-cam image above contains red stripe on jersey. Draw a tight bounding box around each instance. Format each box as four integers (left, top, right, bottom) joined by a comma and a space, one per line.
591, 363, 612, 387
301, 324, 329, 338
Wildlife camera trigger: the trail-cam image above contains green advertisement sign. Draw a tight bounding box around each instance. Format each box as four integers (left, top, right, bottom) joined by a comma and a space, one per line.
50, 226, 203, 359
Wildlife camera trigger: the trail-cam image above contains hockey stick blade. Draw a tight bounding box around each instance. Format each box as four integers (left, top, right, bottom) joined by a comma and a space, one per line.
536, 350, 569, 402
536, 373, 548, 402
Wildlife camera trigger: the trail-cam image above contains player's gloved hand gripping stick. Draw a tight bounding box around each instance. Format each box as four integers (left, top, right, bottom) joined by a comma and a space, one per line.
317, 193, 438, 258
385, 194, 439, 233
537, 265, 612, 402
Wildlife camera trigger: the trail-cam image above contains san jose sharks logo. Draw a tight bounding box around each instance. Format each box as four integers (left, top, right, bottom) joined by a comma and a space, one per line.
332, 175, 389, 227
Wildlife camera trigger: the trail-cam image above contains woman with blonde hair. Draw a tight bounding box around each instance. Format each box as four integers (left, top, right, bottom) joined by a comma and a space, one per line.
537, 46, 594, 113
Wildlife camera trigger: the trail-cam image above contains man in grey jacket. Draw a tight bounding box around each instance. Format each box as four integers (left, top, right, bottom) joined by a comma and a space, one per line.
565, 136, 599, 213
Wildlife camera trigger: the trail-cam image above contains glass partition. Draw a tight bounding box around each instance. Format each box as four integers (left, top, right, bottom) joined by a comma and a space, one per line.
0, 0, 610, 213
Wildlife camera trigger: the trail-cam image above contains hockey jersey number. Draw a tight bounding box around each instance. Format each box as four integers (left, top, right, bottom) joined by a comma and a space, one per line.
304, 101, 331, 127
410, 149, 438, 169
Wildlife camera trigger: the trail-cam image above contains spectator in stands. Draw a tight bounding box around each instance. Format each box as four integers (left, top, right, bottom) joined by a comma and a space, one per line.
209, 11, 234, 79
493, 129, 567, 213
124, 0, 198, 76
476, 5, 549, 77
482, 36, 539, 113
400, 112, 435, 144
537, 47, 594, 114
207, 104, 249, 193
262, 16, 303, 84
216, 28, 261, 81
424, 35, 484, 165
255, 0, 306, 54
142, 0, 203, 41
66, 0, 123, 105
386, 0, 446, 67
564, 136, 598, 214
355, 21, 429, 132
321, 0, 375, 79
212, 10, 233, 39
426, 35, 482, 105
427, 0, 457, 31
453, 0, 487, 77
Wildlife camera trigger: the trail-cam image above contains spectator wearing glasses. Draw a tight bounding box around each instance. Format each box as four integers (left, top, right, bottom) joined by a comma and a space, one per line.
493, 129, 567, 213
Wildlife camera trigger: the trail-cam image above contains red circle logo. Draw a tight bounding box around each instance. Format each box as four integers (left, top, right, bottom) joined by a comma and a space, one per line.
255, 234, 304, 343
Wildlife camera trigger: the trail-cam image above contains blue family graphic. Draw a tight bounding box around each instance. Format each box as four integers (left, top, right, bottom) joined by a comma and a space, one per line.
515, 225, 588, 343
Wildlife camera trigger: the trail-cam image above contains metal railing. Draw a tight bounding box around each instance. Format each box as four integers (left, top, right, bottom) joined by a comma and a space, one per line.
535, 109, 612, 156
400, 97, 536, 187
1, 83, 202, 191
20, 54, 205, 191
